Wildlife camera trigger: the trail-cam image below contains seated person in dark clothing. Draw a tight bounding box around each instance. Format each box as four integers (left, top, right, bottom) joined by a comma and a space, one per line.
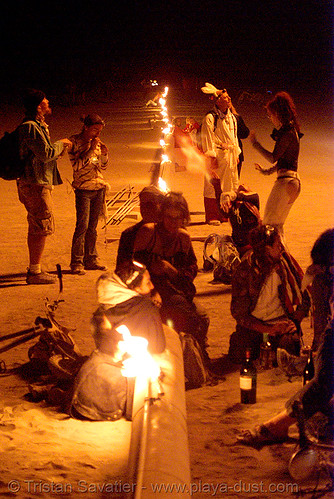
116, 185, 165, 270
229, 224, 310, 363
70, 262, 165, 421
210, 180, 261, 257
133, 191, 210, 364
70, 314, 128, 421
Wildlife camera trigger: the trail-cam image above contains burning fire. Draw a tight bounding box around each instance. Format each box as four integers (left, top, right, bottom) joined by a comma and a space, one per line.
116, 325, 161, 381
156, 85, 209, 187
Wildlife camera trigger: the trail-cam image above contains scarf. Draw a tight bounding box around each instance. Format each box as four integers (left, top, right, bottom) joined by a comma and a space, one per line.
276, 251, 304, 315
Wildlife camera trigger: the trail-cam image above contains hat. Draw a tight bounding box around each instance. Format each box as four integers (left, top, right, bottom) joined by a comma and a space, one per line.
201, 82, 224, 98
22, 88, 46, 113
81, 113, 105, 127
139, 185, 165, 204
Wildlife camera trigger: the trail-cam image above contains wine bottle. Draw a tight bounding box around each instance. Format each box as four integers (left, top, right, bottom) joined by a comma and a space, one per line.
303, 348, 315, 385
260, 333, 275, 369
240, 349, 257, 404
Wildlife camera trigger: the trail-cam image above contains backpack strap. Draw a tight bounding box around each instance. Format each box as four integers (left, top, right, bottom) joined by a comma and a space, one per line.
205, 111, 219, 132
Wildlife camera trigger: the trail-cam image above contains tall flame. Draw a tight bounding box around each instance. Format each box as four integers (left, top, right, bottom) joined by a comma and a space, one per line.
116, 325, 160, 380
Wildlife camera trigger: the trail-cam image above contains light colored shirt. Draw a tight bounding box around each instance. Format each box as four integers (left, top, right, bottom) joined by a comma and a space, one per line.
252, 269, 286, 321
69, 134, 108, 190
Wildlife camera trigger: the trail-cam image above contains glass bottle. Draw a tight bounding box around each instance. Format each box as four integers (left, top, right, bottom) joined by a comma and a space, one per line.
303, 348, 315, 385
240, 349, 257, 404
260, 333, 275, 369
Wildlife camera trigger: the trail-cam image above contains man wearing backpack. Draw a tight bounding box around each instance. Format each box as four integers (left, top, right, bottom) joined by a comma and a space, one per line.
17, 89, 72, 284
200, 83, 241, 225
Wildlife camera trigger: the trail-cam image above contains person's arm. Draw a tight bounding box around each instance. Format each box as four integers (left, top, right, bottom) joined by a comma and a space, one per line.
236, 115, 250, 140
133, 224, 156, 268
249, 130, 274, 163
174, 232, 198, 283
201, 113, 217, 159
95, 138, 108, 170
310, 273, 332, 350
21, 121, 67, 162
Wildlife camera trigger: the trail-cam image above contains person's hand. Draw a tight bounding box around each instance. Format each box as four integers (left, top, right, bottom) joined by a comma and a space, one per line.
249, 130, 257, 145
221, 195, 232, 213
209, 169, 220, 179
61, 138, 72, 151
255, 163, 265, 172
150, 290, 162, 309
100, 141, 108, 155
267, 319, 297, 336
151, 259, 177, 279
91, 137, 100, 149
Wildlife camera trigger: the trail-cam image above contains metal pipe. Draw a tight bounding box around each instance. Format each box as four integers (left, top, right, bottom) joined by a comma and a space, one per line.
128, 326, 191, 498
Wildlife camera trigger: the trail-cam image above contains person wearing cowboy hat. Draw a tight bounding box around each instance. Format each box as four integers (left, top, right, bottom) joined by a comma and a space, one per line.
200, 82, 241, 225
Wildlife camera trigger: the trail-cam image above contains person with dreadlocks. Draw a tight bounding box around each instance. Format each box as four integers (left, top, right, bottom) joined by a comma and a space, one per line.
228, 224, 310, 364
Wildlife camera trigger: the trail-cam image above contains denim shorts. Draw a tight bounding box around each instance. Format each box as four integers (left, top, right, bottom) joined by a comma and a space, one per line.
17, 180, 55, 235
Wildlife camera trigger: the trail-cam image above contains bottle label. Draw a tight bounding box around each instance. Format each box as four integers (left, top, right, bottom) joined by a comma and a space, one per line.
240, 377, 252, 390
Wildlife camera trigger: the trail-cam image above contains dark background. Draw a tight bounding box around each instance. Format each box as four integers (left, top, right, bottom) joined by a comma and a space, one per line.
0, 0, 332, 102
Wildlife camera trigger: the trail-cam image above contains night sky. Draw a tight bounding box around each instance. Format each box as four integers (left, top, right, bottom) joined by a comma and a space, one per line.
0, 0, 332, 97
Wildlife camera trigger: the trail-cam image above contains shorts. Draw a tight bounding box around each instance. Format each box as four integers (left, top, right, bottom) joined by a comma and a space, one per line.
17, 180, 55, 236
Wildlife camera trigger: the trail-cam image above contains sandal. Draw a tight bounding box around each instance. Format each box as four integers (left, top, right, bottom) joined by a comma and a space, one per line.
236, 424, 288, 449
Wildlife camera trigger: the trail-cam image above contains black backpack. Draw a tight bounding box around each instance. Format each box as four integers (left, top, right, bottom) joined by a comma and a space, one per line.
0, 125, 26, 180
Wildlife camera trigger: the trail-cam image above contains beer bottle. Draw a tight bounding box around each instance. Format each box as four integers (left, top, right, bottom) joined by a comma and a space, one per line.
303, 348, 315, 385
240, 349, 257, 404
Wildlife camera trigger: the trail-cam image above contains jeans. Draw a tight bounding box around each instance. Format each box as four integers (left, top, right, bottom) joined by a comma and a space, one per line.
71, 188, 104, 267
263, 176, 301, 239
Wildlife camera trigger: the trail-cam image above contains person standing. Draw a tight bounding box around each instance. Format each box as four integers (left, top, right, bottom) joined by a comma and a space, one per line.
228, 100, 250, 178
69, 114, 109, 275
17, 88, 72, 285
200, 82, 241, 225
250, 91, 302, 240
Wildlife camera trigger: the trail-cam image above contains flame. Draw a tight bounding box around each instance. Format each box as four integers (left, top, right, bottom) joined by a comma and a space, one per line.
158, 177, 169, 193
116, 325, 160, 380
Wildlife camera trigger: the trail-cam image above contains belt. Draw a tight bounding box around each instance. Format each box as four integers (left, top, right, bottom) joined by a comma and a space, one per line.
277, 170, 300, 180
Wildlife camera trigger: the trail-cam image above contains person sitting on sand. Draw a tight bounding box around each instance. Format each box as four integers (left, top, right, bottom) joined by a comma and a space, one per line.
229, 224, 310, 363
236, 228, 334, 447
70, 261, 166, 421
236, 321, 334, 448
133, 191, 211, 366
116, 185, 165, 270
